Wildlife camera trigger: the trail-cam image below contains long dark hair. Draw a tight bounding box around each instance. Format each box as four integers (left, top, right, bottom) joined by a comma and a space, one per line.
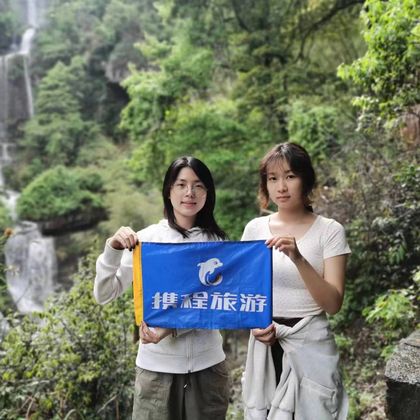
162, 156, 227, 239
258, 142, 317, 211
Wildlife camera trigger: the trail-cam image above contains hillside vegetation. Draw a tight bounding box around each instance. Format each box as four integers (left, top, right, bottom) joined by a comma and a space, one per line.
0, 0, 418, 418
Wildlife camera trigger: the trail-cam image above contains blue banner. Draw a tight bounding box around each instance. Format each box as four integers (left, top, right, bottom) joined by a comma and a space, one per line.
138, 240, 272, 329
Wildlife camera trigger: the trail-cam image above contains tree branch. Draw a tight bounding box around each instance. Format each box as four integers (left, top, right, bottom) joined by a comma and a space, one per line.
230, 0, 251, 32
297, 0, 364, 60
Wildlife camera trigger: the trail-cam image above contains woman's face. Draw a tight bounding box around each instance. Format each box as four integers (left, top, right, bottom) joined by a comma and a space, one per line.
266, 159, 305, 210
169, 167, 207, 228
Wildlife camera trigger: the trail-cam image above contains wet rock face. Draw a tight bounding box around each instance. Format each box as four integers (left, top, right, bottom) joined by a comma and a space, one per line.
0, 47, 33, 127
37, 208, 108, 236
5, 221, 57, 314
385, 330, 420, 419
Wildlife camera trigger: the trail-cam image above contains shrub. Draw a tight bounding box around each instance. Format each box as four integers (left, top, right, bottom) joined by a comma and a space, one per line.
362, 269, 419, 359
16, 166, 106, 222
0, 247, 137, 419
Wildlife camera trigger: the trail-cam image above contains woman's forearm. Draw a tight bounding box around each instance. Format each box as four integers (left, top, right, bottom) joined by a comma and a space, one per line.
293, 256, 345, 315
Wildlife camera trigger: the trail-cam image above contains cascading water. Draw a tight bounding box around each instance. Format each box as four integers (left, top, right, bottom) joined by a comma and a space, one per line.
1, 0, 57, 315
5, 222, 57, 314
0, 311, 9, 341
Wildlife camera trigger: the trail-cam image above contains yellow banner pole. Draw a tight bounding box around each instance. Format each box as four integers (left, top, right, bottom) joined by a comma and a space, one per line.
132, 243, 143, 326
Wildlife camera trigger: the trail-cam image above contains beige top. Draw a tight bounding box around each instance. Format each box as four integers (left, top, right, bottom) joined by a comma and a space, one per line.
241, 215, 351, 318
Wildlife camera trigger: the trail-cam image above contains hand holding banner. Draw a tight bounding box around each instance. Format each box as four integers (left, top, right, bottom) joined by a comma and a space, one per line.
133, 240, 272, 330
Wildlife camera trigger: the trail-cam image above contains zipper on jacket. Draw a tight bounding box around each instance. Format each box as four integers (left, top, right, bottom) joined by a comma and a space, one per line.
186, 330, 193, 372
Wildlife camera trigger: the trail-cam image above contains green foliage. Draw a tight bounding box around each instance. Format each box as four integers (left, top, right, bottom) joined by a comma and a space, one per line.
35, 0, 110, 70
364, 289, 415, 331
16, 166, 106, 222
30, 0, 162, 139
287, 101, 342, 164
0, 248, 137, 418
362, 269, 419, 359
96, 156, 162, 237
229, 0, 363, 135
126, 96, 262, 238
36, 0, 159, 73
0, 201, 12, 232
121, 31, 215, 140
4, 0, 418, 417
338, 0, 420, 124
0, 0, 20, 53
128, 99, 244, 179
22, 56, 99, 179
328, 136, 420, 320
120, 0, 364, 238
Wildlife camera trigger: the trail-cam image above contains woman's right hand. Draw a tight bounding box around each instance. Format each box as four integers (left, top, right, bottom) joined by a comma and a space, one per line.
140, 322, 173, 344
109, 226, 138, 251
252, 323, 276, 346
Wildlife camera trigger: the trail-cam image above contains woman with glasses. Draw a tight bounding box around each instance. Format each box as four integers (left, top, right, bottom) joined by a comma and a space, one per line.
241, 143, 350, 419
94, 156, 229, 420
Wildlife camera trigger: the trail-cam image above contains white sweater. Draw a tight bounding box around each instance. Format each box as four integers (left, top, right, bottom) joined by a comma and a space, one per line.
94, 219, 225, 374
242, 314, 348, 420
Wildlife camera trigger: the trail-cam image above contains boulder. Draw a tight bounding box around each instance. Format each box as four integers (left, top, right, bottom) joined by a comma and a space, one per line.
37, 208, 108, 236
385, 329, 420, 419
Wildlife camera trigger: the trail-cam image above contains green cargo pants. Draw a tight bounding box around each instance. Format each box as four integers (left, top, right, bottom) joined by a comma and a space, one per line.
132, 361, 230, 420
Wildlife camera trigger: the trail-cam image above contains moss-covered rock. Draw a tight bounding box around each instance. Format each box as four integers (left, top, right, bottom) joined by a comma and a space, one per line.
16, 165, 107, 234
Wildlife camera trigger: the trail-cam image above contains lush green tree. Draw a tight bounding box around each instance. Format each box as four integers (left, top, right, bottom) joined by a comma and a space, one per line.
120, 0, 364, 236
0, 249, 136, 418
328, 137, 420, 319
338, 0, 420, 125
34, 0, 110, 71
31, 0, 162, 136
324, 2, 420, 414
287, 101, 344, 164
330, 0, 420, 316
16, 166, 107, 223
21, 56, 98, 179
121, 28, 215, 142
127, 97, 262, 238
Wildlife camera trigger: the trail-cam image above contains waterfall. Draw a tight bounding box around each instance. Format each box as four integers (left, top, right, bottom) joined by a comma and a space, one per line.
1, 0, 57, 316
27, 0, 38, 27
5, 222, 57, 314
0, 311, 9, 341
0, 7, 35, 128
0, 0, 39, 189
20, 0, 38, 117
0, 58, 8, 123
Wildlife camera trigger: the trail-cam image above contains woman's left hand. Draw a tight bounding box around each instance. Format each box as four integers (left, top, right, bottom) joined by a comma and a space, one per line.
252, 323, 277, 346
265, 236, 302, 263
140, 322, 173, 344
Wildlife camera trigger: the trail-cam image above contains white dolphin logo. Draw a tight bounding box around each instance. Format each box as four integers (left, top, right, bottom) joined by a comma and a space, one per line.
197, 258, 223, 286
